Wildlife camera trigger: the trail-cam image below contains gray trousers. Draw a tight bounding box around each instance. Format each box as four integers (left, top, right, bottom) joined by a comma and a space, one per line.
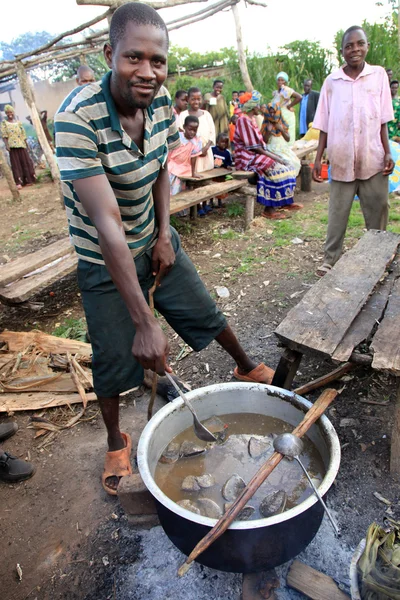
324, 171, 389, 266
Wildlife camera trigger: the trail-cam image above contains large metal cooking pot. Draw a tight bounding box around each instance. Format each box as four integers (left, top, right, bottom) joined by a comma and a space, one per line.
137, 382, 341, 573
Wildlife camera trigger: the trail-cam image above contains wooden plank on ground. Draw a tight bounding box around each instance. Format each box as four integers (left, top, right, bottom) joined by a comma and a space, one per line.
170, 179, 246, 214
390, 380, 400, 476
0, 237, 72, 287
287, 560, 350, 600
275, 231, 400, 357
1, 372, 93, 393
332, 268, 397, 362
0, 252, 78, 303
0, 391, 97, 413
371, 276, 400, 374
0, 331, 92, 358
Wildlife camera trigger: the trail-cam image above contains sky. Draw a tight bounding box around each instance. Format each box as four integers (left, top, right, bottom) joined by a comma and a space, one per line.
0, 0, 390, 56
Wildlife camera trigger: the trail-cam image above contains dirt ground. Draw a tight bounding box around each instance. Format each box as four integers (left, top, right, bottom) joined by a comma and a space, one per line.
1, 177, 400, 600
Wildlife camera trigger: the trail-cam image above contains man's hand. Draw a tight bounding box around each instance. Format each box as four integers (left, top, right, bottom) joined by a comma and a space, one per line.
312, 160, 324, 183
383, 153, 395, 176
151, 236, 176, 278
132, 317, 172, 375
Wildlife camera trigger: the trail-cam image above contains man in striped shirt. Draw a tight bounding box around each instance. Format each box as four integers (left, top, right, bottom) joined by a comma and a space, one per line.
55, 2, 275, 495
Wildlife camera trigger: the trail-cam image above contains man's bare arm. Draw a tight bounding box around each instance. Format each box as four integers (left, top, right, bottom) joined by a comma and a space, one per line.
73, 174, 170, 374
151, 161, 176, 277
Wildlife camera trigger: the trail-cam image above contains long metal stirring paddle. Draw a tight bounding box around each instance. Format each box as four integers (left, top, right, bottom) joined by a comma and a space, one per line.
273, 433, 340, 536
164, 372, 217, 442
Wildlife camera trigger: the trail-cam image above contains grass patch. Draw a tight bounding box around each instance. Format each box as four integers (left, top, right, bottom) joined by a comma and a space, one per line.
226, 202, 245, 218
212, 228, 241, 241
53, 317, 87, 342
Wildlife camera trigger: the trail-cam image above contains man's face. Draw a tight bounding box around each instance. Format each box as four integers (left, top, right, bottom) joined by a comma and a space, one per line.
188, 91, 202, 111
184, 122, 198, 139
176, 94, 188, 112
303, 80, 312, 94
391, 82, 399, 98
105, 22, 168, 109
387, 69, 393, 80
77, 70, 95, 86
213, 82, 223, 96
342, 29, 369, 69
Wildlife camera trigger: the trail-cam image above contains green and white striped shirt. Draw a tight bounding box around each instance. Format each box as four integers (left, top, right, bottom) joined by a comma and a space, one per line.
55, 71, 180, 264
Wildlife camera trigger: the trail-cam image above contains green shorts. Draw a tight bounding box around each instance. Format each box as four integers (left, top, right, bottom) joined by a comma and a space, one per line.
77, 227, 227, 398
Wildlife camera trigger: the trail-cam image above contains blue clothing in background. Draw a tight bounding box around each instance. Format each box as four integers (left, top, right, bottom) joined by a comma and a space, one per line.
299, 94, 309, 136
212, 146, 233, 168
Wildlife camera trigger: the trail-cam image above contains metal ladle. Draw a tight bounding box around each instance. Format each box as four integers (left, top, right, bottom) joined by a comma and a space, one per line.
165, 372, 217, 442
273, 433, 340, 536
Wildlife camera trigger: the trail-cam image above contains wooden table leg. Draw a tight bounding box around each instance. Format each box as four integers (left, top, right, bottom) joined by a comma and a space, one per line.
300, 160, 312, 193
245, 193, 255, 230
271, 348, 302, 390
390, 378, 400, 477
190, 205, 197, 220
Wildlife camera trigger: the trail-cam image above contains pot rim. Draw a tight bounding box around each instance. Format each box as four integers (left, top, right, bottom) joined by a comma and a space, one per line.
137, 382, 341, 530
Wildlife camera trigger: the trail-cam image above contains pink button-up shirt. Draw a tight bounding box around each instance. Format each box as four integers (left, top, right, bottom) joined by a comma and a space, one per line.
313, 63, 394, 182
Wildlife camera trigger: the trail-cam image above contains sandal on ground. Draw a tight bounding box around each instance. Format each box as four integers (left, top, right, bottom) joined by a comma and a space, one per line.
102, 432, 132, 496
281, 203, 304, 211
0, 451, 35, 483
261, 212, 290, 220
0, 422, 18, 442
316, 263, 333, 278
233, 363, 275, 385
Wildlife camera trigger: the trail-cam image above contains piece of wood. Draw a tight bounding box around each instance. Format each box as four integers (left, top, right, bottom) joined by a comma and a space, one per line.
0, 253, 77, 303
287, 560, 349, 600
371, 277, 400, 374
271, 348, 302, 389
0, 372, 87, 393
0, 392, 97, 413
244, 192, 255, 230
293, 141, 318, 160
170, 179, 246, 214
0, 146, 21, 202
178, 388, 338, 576
294, 362, 355, 396
332, 268, 397, 362
180, 167, 232, 182
300, 161, 312, 193
275, 231, 400, 357
67, 352, 88, 409
390, 379, 400, 477
231, 1, 253, 91
0, 331, 92, 358
0, 238, 73, 287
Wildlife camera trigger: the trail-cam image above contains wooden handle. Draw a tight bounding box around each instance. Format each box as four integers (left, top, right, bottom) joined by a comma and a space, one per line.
146, 272, 162, 421
178, 388, 338, 576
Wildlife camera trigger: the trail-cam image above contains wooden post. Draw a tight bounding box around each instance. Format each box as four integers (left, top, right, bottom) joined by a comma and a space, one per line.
0, 147, 21, 202
231, 1, 253, 92
300, 160, 312, 192
390, 378, 400, 477
15, 61, 62, 204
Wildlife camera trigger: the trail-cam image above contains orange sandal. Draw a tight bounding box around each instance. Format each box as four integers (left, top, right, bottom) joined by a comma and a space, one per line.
233, 363, 275, 385
102, 432, 132, 496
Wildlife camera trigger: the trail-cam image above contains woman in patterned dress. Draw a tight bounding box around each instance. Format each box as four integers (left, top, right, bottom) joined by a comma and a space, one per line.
1, 105, 35, 188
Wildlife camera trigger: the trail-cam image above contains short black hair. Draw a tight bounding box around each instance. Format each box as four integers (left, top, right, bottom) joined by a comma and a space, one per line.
184, 115, 199, 127
304, 78, 312, 84
213, 79, 224, 87
387, 68, 393, 73
239, 90, 245, 94
217, 132, 228, 142
391, 79, 399, 87
341, 25, 367, 49
232, 90, 238, 95
109, 2, 169, 49
175, 89, 187, 99
188, 87, 201, 97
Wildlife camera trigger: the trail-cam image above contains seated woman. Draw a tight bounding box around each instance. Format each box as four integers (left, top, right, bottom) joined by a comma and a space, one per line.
261, 103, 302, 211
233, 92, 298, 220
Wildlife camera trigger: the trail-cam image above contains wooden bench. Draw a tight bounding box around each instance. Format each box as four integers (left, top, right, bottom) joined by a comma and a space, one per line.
170, 178, 254, 227
271, 229, 400, 474
0, 238, 77, 304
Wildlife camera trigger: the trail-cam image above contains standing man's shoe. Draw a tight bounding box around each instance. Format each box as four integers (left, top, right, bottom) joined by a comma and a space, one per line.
0, 422, 18, 442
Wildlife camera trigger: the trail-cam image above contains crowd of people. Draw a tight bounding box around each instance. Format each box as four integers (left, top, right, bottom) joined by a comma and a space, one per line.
167, 74, 322, 219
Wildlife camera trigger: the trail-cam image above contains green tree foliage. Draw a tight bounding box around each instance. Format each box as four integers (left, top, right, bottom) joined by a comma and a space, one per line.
168, 45, 238, 74
0, 32, 53, 60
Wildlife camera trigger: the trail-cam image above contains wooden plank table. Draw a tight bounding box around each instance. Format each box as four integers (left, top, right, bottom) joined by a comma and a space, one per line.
271, 230, 400, 474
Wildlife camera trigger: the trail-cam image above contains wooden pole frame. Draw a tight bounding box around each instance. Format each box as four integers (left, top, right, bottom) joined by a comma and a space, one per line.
0, 147, 21, 202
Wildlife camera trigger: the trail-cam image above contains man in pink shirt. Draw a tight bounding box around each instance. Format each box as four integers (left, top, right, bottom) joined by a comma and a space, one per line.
312, 25, 394, 276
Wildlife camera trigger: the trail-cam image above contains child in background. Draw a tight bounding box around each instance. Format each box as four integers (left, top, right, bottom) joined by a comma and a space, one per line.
210, 132, 233, 209
229, 114, 238, 155
230, 91, 239, 116
168, 115, 202, 216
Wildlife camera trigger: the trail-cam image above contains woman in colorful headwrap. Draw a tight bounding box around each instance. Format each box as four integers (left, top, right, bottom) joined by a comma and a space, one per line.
261, 102, 302, 210
234, 92, 299, 219
271, 72, 302, 144
1, 105, 35, 189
